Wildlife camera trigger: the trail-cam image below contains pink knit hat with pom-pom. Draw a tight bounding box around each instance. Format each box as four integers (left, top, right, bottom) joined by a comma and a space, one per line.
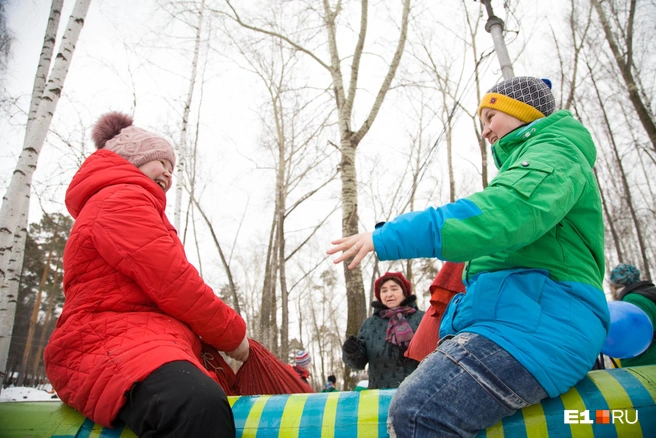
92, 112, 176, 169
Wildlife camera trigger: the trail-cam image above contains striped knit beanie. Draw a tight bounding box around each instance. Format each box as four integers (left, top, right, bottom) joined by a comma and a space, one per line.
478, 77, 555, 123
610, 263, 641, 287
295, 350, 311, 368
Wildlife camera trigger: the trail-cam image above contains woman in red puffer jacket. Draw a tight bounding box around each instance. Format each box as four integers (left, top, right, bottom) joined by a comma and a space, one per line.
44, 112, 248, 437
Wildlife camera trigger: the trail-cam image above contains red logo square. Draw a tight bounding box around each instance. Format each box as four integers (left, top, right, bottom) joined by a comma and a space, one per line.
596, 410, 610, 424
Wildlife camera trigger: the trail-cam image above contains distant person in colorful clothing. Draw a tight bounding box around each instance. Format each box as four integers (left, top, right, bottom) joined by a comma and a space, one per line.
292, 350, 312, 384
342, 272, 424, 389
321, 375, 338, 392
609, 263, 656, 366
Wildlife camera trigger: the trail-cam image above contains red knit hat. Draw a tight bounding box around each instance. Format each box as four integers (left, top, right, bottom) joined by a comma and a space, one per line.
374, 272, 412, 301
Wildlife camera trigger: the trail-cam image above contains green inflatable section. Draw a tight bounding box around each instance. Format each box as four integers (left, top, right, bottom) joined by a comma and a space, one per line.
0, 366, 654, 437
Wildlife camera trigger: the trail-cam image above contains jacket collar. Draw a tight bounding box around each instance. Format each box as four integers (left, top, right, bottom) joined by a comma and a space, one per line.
66, 149, 167, 219
491, 117, 547, 169
618, 281, 656, 299
490, 110, 595, 170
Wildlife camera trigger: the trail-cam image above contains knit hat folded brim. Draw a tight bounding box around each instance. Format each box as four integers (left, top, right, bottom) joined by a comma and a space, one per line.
477, 76, 555, 124
478, 92, 546, 123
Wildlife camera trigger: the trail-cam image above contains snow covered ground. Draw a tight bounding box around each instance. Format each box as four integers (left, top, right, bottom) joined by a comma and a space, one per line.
0, 386, 59, 402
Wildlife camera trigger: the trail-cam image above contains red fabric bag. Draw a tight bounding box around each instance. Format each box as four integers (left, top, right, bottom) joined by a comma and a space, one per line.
200, 343, 238, 396
405, 262, 466, 362
201, 339, 314, 395
236, 339, 314, 395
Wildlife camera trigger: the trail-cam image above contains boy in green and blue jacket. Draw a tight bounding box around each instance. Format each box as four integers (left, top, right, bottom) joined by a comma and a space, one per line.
328, 76, 609, 437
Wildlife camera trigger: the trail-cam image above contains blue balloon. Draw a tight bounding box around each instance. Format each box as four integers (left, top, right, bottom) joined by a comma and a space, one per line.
601, 301, 654, 359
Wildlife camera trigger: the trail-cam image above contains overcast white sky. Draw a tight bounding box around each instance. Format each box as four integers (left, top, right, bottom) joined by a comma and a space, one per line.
1, 0, 571, 316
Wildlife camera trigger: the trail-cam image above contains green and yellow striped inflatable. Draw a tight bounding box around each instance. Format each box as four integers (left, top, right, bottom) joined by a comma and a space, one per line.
0, 366, 654, 437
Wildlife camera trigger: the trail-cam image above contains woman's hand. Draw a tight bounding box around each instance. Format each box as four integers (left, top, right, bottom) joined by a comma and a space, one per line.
226, 335, 250, 362
327, 232, 374, 269
342, 335, 362, 355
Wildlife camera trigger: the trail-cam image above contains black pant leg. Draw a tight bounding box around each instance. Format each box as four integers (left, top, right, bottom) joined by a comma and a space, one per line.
118, 360, 236, 438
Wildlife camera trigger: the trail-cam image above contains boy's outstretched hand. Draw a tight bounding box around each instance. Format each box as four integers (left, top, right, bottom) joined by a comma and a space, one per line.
327, 232, 374, 269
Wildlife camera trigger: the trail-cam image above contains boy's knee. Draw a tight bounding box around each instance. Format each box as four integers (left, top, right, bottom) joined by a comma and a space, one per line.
388, 382, 415, 432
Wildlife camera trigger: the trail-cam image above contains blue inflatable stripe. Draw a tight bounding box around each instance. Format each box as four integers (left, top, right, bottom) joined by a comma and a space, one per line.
299, 392, 328, 436
334, 391, 359, 438
575, 375, 615, 438
258, 393, 289, 433
100, 422, 125, 437
611, 368, 654, 407
378, 390, 392, 437
76, 418, 97, 438
232, 395, 262, 438
539, 390, 571, 437
610, 369, 655, 435
501, 409, 527, 438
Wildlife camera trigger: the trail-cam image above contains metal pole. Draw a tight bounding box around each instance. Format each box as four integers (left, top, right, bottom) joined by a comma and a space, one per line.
480, 0, 515, 80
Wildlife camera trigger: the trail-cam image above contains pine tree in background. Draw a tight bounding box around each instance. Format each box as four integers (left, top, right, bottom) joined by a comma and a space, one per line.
5, 213, 70, 388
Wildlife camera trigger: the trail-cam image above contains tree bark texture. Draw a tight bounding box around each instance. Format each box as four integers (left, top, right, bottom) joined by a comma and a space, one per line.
174, 0, 205, 231
191, 195, 242, 315
589, 64, 651, 279
0, 0, 91, 385
17, 227, 56, 387
591, 0, 656, 152
222, 1, 411, 362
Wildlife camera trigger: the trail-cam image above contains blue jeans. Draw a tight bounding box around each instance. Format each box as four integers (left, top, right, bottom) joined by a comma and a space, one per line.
388, 333, 548, 437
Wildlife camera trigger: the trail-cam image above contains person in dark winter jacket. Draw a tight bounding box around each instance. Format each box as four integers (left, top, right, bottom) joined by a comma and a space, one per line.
44, 112, 249, 437
610, 263, 656, 366
342, 272, 424, 389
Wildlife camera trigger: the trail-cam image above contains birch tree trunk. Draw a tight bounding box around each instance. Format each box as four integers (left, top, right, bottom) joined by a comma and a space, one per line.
174, 0, 205, 230
0, 0, 63, 377
0, 0, 91, 385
